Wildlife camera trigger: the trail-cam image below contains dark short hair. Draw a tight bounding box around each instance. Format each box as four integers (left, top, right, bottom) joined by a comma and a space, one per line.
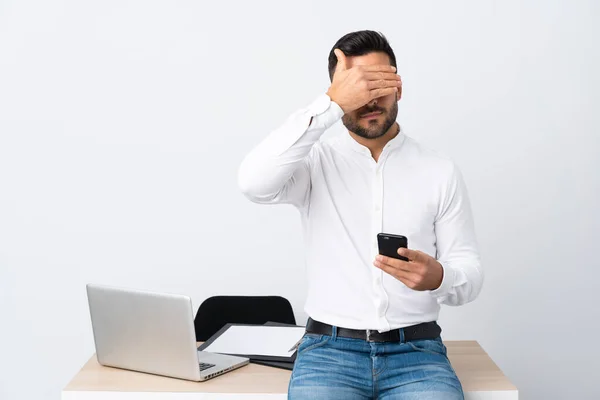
328, 30, 397, 80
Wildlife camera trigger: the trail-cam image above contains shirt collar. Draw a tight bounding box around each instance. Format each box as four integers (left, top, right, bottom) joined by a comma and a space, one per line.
340, 124, 406, 155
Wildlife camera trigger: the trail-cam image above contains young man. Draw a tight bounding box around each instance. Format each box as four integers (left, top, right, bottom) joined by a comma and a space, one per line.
238, 30, 483, 400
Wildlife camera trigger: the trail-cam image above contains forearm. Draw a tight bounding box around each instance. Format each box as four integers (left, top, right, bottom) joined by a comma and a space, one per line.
430, 164, 484, 306
431, 257, 483, 306
238, 94, 343, 203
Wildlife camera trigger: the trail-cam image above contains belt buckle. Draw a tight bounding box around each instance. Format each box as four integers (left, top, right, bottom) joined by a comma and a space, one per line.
366, 329, 373, 342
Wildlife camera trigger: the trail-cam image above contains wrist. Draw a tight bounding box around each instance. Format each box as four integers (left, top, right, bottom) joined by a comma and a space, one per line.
325, 90, 345, 114
431, 262, 444, 290
306, 93, 344, 129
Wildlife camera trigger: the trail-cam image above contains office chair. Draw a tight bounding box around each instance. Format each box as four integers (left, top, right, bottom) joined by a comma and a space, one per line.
194, 295, 297, 341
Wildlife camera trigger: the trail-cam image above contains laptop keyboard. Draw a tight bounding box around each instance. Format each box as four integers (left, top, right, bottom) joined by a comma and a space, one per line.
199, 362, 216, 371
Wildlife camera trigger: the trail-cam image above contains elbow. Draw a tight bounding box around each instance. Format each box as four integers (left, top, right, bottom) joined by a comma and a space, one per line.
237, 161, 260, 201
237, 157, 277, 203
237, 163, 253, 198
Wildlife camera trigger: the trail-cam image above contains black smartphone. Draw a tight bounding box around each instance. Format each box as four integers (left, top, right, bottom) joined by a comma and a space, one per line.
377, 233, 408, 261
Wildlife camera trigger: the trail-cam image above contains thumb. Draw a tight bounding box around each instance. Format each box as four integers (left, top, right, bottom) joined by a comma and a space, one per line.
334, 49, 347, 72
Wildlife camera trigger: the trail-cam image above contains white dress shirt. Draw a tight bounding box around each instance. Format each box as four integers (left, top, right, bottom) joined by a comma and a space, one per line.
238, 94, 483, 332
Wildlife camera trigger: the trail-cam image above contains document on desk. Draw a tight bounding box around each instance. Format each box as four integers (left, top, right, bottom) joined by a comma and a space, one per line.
201, 324, 306, 359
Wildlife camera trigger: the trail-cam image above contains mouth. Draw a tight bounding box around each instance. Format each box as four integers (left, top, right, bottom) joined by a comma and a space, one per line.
360, 111, 383, 120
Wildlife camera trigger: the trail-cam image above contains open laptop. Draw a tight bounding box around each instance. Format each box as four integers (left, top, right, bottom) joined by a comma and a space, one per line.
86, 284, 249, 381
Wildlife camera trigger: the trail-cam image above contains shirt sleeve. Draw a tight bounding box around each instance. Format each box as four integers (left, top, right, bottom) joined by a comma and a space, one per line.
430, 163, 484, 305
238, 94, 344, 208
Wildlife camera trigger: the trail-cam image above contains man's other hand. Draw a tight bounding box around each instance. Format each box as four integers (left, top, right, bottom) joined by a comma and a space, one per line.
326, 49, 402, 114
373, 249, 444, 291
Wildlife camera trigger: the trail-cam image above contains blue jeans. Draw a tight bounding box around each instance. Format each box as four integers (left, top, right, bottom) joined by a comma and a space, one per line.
288, 327, 464, 400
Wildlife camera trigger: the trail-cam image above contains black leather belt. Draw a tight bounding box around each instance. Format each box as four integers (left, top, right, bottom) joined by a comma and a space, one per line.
306, 318, 441, 343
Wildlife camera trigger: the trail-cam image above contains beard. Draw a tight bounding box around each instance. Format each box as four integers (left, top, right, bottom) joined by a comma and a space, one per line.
342, 102, 398, 140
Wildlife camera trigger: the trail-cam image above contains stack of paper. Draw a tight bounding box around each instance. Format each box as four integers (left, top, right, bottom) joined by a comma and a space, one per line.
199, 323, 306, 366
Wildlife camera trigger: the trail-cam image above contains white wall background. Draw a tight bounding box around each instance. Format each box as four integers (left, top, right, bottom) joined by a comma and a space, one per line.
1, 0, 598, 399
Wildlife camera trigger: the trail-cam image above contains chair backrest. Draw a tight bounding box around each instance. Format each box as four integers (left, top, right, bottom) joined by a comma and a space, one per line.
194, 295, 296, 341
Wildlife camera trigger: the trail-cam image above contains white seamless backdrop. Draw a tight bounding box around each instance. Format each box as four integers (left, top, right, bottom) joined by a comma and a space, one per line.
0, 1, 598, 399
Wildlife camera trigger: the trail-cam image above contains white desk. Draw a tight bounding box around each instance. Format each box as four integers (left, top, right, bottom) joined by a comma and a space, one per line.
62, 341, 518, 400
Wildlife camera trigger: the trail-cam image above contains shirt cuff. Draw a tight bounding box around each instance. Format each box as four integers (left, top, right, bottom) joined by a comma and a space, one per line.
429, 263, 455, 303
306, 93, 344, 129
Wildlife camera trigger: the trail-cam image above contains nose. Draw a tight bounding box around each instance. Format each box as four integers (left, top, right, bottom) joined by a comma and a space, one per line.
366, 98, 378, 107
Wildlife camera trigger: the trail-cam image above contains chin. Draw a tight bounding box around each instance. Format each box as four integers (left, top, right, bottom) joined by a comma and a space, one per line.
362, 124, 382, 133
